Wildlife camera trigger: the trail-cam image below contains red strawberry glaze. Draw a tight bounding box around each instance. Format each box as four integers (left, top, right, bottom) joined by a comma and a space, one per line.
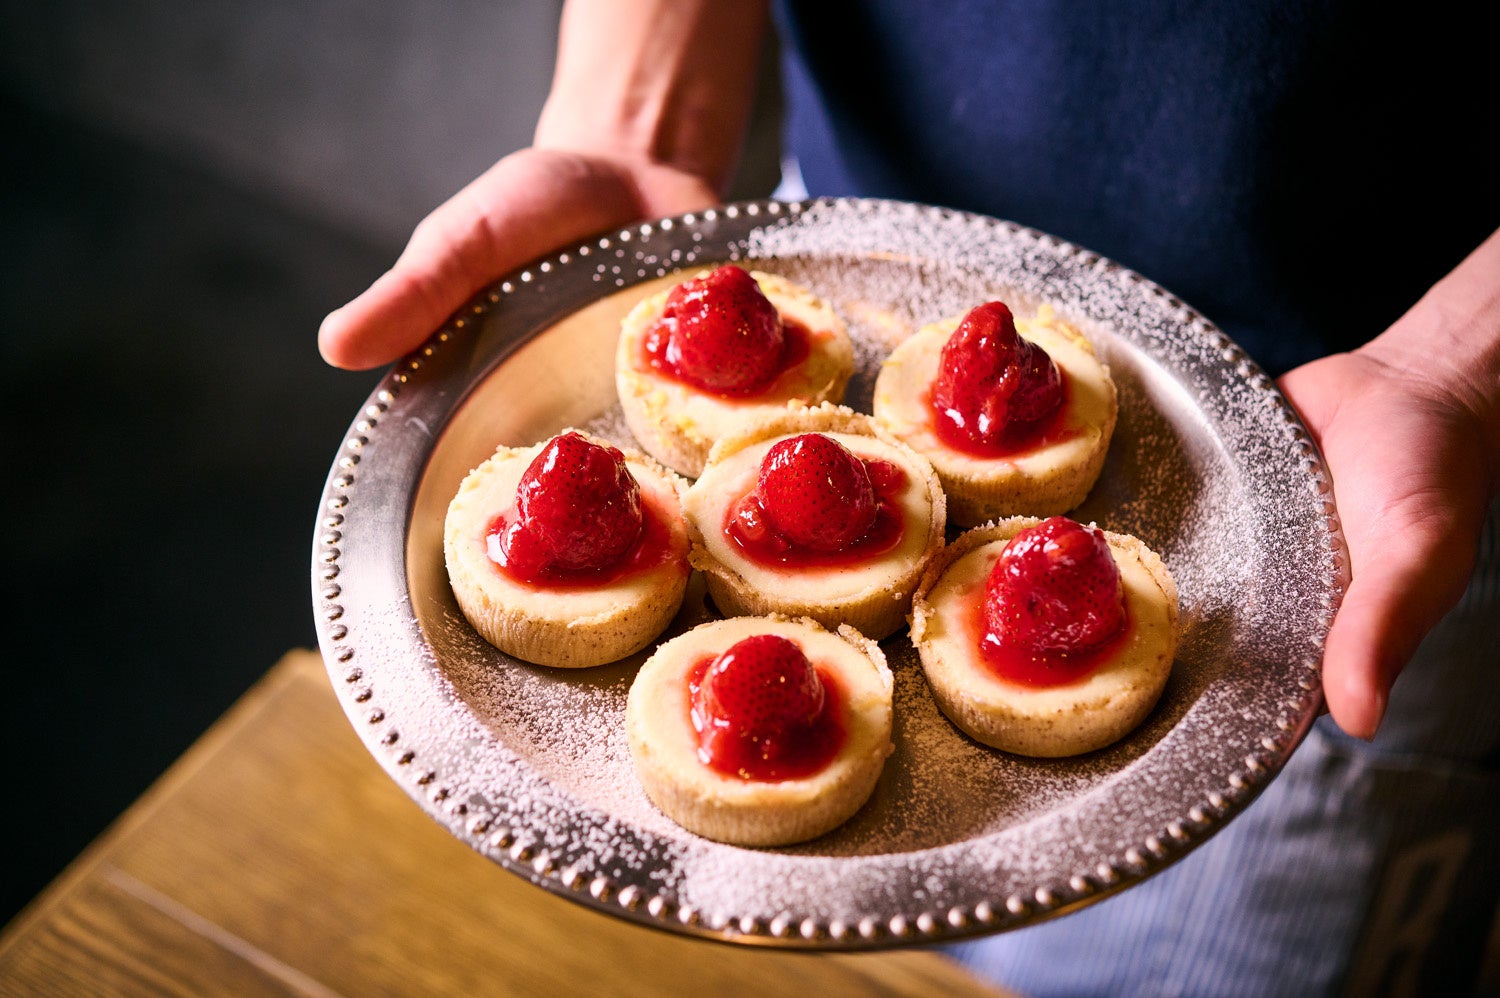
965, 595, 1132, 688
928, 301, 1076, 458
967, 518, 1131, 688
687, 635, 846, 781
929, 386, 1076, 458
723, 436, 908, 568
486, 491, 681, 589
483, 432, 682, 588
640, 266, 813, 398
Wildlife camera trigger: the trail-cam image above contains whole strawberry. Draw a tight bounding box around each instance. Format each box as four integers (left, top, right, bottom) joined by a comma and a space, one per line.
931, 301, 1063, 445
756, 433, 877, 552
659, 265, 785, 393
498, 431, 643, 578
694, 634, 826, 765
983, 517, 1125, 653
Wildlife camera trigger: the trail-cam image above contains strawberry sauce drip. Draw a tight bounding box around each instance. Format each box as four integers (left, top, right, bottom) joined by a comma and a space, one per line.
724, 456, 908, 568
486, 492, 681, 589
642, 315, 813, 398
688, 655, 846, 781
963, 590, 1132, 687
927, 380, 1079, 458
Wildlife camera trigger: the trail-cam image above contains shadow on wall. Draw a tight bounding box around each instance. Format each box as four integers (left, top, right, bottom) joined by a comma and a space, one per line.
1, 0, 784, 927
0, 1, 566, 245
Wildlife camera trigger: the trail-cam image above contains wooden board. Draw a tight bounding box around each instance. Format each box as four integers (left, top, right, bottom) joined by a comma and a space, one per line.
0, 650, 1011, 996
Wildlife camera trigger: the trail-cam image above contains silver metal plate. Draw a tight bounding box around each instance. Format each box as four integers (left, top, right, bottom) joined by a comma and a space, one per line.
312, 198, 1344, 950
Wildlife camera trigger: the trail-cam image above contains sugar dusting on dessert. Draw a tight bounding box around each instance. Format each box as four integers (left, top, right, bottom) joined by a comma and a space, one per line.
320, 199, 1339, 934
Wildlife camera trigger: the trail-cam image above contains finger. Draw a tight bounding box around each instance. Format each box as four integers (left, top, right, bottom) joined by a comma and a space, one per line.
318, 265, 449, 370
319, 151, 646, 370
1321, 503, 1477, 739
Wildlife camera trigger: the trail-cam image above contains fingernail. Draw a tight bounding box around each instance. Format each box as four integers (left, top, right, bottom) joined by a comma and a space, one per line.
1362, 688, 1388, 741
318, 306, 343, 334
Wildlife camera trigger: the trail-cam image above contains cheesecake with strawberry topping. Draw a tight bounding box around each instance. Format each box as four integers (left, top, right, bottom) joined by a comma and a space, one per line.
626, 615, 893, 846
910, 516, 1178, 757
683, 403, 945, 641
616, 265, 856, 477
444, 430, 691, 668
874, 301, 1117, 525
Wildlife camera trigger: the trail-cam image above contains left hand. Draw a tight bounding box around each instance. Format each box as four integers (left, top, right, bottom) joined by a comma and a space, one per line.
1276, 227, 1500, 738
1278, 349, 1493, 738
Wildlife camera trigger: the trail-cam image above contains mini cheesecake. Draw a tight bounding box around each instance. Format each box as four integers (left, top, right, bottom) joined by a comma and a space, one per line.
683, 403, 946, 641
874, 304, 1117, 525
909, 517, 1179, 757
616, 269, 855, 478
444, 431, 691, 669
626, 615, 894, 847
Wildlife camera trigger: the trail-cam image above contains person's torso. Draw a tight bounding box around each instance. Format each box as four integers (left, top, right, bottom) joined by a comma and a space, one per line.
778, 0, 1500, 373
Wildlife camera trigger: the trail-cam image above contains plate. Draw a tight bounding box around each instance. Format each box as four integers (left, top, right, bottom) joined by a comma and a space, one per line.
311, 198, 1344, 949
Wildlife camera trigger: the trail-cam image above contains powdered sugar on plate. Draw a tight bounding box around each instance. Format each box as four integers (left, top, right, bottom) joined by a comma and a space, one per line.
312, 198, 1342, 949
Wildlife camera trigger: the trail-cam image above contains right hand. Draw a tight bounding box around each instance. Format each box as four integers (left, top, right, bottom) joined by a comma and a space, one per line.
317, 147, 718, 369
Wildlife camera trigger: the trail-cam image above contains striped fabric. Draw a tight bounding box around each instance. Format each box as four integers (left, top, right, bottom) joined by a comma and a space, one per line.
948, 501, 1500, 996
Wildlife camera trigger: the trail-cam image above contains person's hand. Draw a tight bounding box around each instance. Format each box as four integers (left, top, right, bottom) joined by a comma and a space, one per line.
318, 148, 717, 369
1277, 228, 1500, 738
1278, 351, 1493, 738
319, 0, 769, 370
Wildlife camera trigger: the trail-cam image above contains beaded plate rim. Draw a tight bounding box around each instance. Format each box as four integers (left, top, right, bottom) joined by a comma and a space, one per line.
311, 197, 1345, 950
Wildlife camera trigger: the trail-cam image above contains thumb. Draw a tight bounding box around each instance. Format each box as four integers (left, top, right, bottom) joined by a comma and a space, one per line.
1320, 510, 1471, 739
1280, 357, 1488, 740
318, 149, 652, 370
